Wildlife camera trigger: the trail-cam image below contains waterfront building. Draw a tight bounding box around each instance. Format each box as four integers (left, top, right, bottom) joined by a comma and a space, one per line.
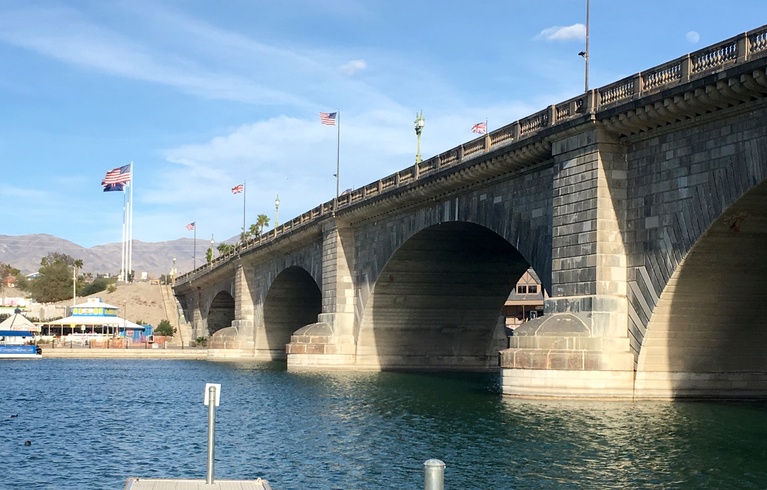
503, 268, 545, 332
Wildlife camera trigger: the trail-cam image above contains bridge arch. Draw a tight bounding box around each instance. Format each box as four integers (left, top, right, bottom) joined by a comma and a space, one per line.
356, 221, 532, 370
636, 178, 767, 396
261, 266, 322, 359
207, 290, 235, 336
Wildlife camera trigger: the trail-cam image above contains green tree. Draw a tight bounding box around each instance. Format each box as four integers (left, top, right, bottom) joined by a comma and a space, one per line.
217, 243, 234, 255
155, 319, 175, 336
80, 277, 114, 296
255, 214, 270, 235
31, 253, 84, 301
0, 262, 23, 289
28, 253, 81, 303
206, 247, 213, 263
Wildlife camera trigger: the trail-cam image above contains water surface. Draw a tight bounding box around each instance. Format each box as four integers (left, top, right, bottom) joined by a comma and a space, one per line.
2, 360, 766, 489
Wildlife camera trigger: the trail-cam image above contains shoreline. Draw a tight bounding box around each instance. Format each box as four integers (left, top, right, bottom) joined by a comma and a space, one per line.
40, 346, 209, 360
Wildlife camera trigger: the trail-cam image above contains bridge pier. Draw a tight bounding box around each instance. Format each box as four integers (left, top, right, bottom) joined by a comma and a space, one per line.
286, 222, 357, 370
500, 126, 635, 398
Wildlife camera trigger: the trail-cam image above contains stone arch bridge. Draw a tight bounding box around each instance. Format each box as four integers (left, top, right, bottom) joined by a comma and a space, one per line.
174, 26, 767, 399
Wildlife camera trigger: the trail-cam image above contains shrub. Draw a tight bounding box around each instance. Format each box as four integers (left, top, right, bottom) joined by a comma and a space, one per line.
155, 319, 174, 336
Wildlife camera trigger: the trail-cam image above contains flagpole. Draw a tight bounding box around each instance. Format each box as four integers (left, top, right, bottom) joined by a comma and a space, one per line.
121, 188, 127, 281
128, 162, 133, 281
243, 180, 247, 237
193, 225, 197, 270
334, 110, 340, 214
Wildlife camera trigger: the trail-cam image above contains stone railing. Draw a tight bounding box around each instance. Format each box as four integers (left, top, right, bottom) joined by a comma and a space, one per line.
176, 24, 767, 285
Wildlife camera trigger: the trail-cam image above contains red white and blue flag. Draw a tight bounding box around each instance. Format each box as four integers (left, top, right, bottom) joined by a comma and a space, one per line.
186, 222, 195, 231
103, 183, 125, 192
471, 122, 487, 134
231, 184, 244, 194
102, 164, 132, 186
320, 112, 337, 126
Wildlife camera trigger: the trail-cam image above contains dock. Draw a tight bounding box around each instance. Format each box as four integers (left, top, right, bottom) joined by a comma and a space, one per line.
124, 478, 271, 489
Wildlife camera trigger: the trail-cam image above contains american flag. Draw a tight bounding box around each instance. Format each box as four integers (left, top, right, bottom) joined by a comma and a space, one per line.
231, 184, 244, 194
101, 164, 132, 186
320, 112, 337, 126
186, 222, 195, 231
471, 122, 487, 134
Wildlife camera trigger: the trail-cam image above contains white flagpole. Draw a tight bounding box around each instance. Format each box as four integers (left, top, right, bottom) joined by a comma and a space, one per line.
334, 110, 340, 214
121, 188, 127, 281
243, 180, 247, 237
128, 161, 134, 281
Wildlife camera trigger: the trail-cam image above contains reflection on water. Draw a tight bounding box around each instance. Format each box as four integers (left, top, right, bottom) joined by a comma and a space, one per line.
2, 360, 767, 489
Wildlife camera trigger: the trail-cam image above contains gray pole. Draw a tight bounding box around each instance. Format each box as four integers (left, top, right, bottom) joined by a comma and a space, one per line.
424, 459, 445, 490
585, 0, 590, 92
206, 385, 216, 484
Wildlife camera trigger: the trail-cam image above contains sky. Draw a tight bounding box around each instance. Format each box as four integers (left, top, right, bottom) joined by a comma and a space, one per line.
1, 0, 765, 250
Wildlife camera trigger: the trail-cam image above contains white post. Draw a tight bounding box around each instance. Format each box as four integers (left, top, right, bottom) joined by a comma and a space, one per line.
204, 383, 221, 484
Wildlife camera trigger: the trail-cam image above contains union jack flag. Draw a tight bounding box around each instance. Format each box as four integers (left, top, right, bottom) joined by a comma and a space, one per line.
471, 122, 487, 134
231, 184, 244, 194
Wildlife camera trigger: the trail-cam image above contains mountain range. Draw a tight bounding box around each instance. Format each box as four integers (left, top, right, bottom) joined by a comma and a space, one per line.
0, 234, 226, 278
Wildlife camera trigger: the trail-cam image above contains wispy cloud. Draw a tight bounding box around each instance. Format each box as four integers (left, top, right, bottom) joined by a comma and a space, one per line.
0, 5, 314, 106
340, 59, 367, 75
536, 24, 585, 42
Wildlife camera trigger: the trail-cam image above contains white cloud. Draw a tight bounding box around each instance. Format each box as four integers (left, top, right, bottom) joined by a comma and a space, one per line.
340, 59, 367, 75
536, 24, 585, 42
686, 31, 700, 44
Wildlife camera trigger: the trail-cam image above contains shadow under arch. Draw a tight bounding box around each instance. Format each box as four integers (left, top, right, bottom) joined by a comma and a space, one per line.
358, 221, 531, 371
262, 266, 322, 359
207, 290, 235, 336
637, 179, 767, 398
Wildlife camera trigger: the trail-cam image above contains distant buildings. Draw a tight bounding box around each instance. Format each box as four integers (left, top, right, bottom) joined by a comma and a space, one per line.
503, 268, 546, 332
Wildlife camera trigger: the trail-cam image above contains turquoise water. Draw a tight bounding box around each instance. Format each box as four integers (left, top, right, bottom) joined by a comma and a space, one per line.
2, 359, 767, 489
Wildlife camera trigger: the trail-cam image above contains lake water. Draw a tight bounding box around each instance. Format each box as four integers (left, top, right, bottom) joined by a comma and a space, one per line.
2, 359, 767, 489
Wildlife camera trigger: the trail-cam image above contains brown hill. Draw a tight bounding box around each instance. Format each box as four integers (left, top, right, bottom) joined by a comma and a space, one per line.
0, 233, 232, 278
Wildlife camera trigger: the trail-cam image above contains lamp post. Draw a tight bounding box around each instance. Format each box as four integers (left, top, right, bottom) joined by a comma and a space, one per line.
578, 0, 590, 92
414, 111, 425, 164
171, 256, 176, 286
275, 194, 280, 227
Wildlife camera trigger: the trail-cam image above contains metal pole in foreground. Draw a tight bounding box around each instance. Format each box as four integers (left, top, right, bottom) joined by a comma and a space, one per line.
424, 459, 445, 490
205, 383, 221, 484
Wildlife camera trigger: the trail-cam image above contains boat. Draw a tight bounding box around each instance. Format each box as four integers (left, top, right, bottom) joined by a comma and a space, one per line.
0, 330, 42, 359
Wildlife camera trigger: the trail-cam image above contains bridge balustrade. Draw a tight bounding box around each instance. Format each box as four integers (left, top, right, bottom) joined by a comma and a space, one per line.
176, 24, 767, 285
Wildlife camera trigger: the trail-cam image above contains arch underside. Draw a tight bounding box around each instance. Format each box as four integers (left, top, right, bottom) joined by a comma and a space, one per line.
262, 266, 322, 359
357, 222, 530, 371
207, 291, 235, 336
637, 179, 767, 397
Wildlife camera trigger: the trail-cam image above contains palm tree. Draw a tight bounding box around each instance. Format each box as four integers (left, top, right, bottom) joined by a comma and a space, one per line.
255, 214, 270, 235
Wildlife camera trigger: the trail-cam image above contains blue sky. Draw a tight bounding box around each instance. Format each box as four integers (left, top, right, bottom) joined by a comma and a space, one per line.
1, 0, 764, 249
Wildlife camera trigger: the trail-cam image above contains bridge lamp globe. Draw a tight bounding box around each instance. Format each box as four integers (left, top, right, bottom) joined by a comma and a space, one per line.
275, 194, 280, 227
414, 111, 425, 164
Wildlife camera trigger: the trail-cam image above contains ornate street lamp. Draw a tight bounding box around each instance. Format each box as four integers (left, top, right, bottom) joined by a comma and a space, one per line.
275, 194, 280, 227
414, 111, 425, 164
